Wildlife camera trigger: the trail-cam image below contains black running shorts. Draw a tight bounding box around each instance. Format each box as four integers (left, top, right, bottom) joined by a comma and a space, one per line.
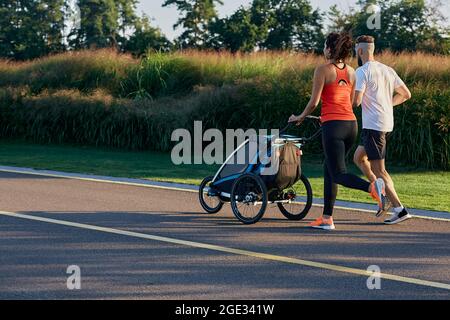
359, 129, 390, 160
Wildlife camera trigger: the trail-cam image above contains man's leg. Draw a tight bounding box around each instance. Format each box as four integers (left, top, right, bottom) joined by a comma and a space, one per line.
369, 159, 401, 207
353, 146, 377, 183
370, 159, 412, 224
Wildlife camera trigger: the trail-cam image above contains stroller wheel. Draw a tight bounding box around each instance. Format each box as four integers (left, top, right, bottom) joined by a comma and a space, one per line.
199, 176, 223, 214
230, 173, 267, 224
277, 174, 313, 220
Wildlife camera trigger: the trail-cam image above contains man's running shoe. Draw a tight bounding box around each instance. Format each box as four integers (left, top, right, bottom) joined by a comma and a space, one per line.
384, 208, 412, 225
310, 216, 335, 230
370, 178, 386, 210
376, 198, 392, 217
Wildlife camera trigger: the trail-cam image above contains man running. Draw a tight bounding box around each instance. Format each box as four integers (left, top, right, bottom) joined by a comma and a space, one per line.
353, 35, 412, 225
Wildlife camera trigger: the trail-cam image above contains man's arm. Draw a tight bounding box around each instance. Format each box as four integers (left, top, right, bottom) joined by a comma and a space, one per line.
353, 68, 366, 108
392, 84, 411, 107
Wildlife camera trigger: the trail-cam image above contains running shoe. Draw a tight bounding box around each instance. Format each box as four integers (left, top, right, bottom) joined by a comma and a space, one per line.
384, 208, 412, 225
310, 216, 335, 230
376, 197, 392, 217
370, 178, 386, 210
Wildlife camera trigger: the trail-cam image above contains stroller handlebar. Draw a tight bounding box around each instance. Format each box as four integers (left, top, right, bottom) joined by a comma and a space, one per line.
280, 115, 322, 136
305, 115, 321, 121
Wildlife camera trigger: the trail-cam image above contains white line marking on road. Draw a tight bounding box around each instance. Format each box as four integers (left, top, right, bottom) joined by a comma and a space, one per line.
0, 168, 193, 193
1, 210, 449, 291
0, 167, 448, 222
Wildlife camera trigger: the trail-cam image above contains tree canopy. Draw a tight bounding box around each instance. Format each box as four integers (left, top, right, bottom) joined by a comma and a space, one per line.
0, 0, 66, 60
163, 0, 223, 49
210, 0, 323, 52
0, 0, 448, 60
328, 0, 449, 54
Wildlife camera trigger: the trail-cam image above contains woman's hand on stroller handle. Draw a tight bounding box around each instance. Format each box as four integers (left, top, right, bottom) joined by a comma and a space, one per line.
288, 114, 304, 126
288, 114, 321, 126
283, 114, 322, 141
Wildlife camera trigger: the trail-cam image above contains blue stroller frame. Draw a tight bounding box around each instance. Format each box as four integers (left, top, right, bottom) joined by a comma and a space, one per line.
198, 116, 321, 224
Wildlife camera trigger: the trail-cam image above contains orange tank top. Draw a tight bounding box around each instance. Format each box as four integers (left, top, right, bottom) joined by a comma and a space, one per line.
320, 64, 356, 123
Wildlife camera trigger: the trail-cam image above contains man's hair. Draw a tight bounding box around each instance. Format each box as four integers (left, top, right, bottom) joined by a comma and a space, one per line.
356, 35, 375, 44
355, 35, 375, 55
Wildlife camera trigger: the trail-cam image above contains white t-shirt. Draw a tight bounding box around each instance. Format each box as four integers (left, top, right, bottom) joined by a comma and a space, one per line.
355, 61, 405, 132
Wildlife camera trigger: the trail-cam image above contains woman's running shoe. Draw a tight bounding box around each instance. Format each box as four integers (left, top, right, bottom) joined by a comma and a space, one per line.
310, 216, 335, 230
384, 208, 412, 224
370, 178, 386, 210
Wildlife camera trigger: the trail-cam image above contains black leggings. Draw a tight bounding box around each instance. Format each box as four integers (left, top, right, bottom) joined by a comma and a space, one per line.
322, 120, 371, 216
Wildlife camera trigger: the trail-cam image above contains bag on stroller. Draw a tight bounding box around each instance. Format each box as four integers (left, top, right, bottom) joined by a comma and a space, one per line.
274, 142, 302, 191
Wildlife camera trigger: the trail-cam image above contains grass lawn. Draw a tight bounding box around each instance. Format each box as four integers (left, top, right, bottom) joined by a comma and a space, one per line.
0, 140, 448, 212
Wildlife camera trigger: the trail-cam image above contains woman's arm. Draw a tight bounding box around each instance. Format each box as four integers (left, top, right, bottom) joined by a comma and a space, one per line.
289, 66, 325, 124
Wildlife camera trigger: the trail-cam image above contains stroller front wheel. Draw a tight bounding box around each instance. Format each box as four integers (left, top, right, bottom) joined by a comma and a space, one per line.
230, 173, 268, 224
199, 176, 224, 214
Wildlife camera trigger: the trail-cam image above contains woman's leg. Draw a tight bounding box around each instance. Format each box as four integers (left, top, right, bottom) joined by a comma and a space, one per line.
323, 160, 338, 216
315, 121, 385, 225
322, 121, 371, 193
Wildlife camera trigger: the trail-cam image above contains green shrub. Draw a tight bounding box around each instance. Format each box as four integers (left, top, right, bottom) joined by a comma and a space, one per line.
390, 85, 450, 169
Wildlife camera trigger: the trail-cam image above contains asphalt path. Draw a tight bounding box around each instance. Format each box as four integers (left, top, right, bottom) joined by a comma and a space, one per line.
0, 171, 449, 299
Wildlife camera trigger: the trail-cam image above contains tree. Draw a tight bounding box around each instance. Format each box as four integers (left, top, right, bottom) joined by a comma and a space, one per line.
248, 0, 275, 46
115, 0, 139, 47
0, 0, 66, 60
163, 0, 223, 49
261, 0, 324, 51
123, 15, 172, 56
69, 0, 119, 49
208, 6, 260, 52
209, 0, 323, 52
328, 0, 450, 54
117, 0, 138, 35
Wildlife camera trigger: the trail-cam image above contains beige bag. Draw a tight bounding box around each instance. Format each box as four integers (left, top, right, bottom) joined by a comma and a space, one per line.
274, 142, 301, 190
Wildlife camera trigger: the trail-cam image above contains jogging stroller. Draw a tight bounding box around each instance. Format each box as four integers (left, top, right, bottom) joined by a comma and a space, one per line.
198, 116, 321, 224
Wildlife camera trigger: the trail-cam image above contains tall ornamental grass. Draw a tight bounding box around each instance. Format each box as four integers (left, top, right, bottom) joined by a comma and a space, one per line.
0, 50, 448, 169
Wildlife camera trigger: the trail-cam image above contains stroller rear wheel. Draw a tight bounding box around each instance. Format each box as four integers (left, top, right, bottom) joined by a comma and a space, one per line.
230, 173, 267, 224
199, 176, 224, 214
277, 174, 313, 220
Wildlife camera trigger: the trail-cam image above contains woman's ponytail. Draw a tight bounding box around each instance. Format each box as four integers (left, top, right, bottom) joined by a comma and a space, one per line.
326, 32, 353, 61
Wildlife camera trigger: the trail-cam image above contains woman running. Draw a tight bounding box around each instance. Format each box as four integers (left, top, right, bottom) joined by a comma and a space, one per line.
288, 32, 386, 230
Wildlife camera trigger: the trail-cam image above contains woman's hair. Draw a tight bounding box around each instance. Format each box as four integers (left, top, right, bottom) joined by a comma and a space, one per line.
325, 32, 353, 61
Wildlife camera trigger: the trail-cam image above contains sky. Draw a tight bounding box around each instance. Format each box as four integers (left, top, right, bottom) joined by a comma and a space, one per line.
136, 0, 450, 40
